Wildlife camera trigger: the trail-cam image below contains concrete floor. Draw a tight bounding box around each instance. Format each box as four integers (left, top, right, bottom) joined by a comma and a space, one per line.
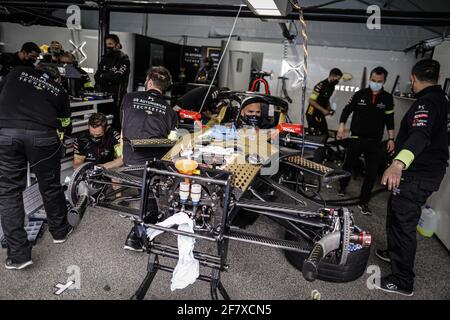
1, 177, 449, 300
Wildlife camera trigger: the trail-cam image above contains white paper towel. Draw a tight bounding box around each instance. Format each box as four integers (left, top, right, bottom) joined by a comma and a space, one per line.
146, 212, 200, 291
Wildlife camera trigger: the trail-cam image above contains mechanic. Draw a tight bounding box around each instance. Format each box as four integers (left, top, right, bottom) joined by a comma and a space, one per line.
374, 59, 450, 296
59, 52, 94, 92
73, 113, 123, 170
48, 41, 64, 64
0, 42, 41, 78
94, 34, 130, 132
306, 68, 342, 136
122, 66, 177, 251
337, 66, 395, 215
0, 63, 73, 270
173, 85, 221, 120
195, 56, 216, 85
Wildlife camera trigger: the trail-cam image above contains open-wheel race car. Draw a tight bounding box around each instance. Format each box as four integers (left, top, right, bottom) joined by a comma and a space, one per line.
67, 92, 372, 300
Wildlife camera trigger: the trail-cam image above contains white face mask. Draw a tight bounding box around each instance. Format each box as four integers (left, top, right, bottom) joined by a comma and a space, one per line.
369, 81, 383, 92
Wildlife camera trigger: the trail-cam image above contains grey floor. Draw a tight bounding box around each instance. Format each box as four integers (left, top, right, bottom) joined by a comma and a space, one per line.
1, 177, 449, 300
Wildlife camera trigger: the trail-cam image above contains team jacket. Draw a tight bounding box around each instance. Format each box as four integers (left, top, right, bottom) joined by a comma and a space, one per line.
0, 52, 35, 78
0, 66, 71, 135
74, 127, 121, 164
122, 89, 178, 165
394, 85, 450, 179
94, 51, 130, 95
340, 87, 394, 141
306, 79, 335, 118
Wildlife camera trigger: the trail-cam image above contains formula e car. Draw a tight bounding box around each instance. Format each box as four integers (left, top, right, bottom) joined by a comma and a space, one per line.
67, 92, 371, 300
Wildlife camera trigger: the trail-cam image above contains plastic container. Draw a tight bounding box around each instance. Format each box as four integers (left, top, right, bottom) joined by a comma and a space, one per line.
417, 205, 439, 237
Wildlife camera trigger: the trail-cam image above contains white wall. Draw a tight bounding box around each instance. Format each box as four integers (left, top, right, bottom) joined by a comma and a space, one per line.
217, 39, 418, 128
433, 40, 450, 87
0, 23, 135, 92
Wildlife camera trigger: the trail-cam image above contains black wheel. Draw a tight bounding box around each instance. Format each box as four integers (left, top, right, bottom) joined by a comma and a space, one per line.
284, 231, 371, 283
68, 162, 94, 206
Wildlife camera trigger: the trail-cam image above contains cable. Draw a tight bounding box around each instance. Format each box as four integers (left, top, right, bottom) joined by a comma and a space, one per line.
295, 2, 308, 158
198, 5, 243, 114
29, 142, 64, 169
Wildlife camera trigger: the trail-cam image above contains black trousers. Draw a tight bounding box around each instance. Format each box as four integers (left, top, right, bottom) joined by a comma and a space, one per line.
340, 138, 381, 204
306, 113, 328, 135
387, 175, 440, 290
306, 114, 328, 163
0, 128, 70, 263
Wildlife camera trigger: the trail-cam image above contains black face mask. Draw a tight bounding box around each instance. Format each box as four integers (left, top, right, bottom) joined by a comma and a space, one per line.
242, 115, 261, 128
90, 136, 104, 144
330, 79, 339, 86
105, 47, 116, 55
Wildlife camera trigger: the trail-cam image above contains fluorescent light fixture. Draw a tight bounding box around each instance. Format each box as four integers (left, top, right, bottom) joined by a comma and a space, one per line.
255, 9, 282, 16
245, 0, 292, 17
248, 0, 278, 10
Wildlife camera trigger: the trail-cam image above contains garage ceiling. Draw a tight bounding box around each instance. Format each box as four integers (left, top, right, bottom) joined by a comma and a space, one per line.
1, 0, 449, 51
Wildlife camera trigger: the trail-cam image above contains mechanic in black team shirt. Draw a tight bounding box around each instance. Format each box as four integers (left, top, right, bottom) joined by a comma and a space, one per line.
0, 42, 41, 78
0, 64, 73, 270
374, 59, 450, 297
122, 66, 178, 166
73, 113, 123, 170
306, 68, 343, 135
306, 68, 342, 163
122, 66, 177, 251
337, 66, 396, 215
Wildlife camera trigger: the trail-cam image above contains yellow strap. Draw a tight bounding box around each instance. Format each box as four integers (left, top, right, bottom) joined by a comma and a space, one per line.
114, 144, 123, 158
56, 129, 64, 141
60, 117, 71, 128
84, 81, 93, 88
309, 91, 319, 101
395, 149, 415, 170
385, 109, 394, 114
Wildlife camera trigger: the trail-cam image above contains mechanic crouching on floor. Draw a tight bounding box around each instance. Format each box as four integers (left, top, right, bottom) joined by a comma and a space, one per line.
73, 113, 123, 170
122, 66, 178, 251
0, 64, 73, 270
337, 66, 395, 215
375, 59, 450, 297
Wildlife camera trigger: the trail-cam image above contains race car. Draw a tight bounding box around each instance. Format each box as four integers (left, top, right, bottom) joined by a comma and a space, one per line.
67, 92, 371, 300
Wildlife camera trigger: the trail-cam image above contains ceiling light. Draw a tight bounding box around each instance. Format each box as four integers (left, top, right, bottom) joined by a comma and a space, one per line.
245, 0, 292, 17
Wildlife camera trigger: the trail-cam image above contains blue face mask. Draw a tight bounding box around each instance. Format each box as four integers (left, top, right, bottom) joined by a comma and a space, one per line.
369, 81, 383, 92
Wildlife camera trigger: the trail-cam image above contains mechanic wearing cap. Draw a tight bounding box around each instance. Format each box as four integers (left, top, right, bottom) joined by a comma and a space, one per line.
374, 59, 450, 296
306, 68, 343, 136
0, 63, 73, 270
73, 113, 123, 170
0, 42, 41, 78
121, 66, 178, 251
337, 66, 395, 215
195, 56, 216, 85
94, 34, 130, 132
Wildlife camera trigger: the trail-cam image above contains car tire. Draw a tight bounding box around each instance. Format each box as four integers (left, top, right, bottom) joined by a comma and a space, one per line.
284, 231, 371, 283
